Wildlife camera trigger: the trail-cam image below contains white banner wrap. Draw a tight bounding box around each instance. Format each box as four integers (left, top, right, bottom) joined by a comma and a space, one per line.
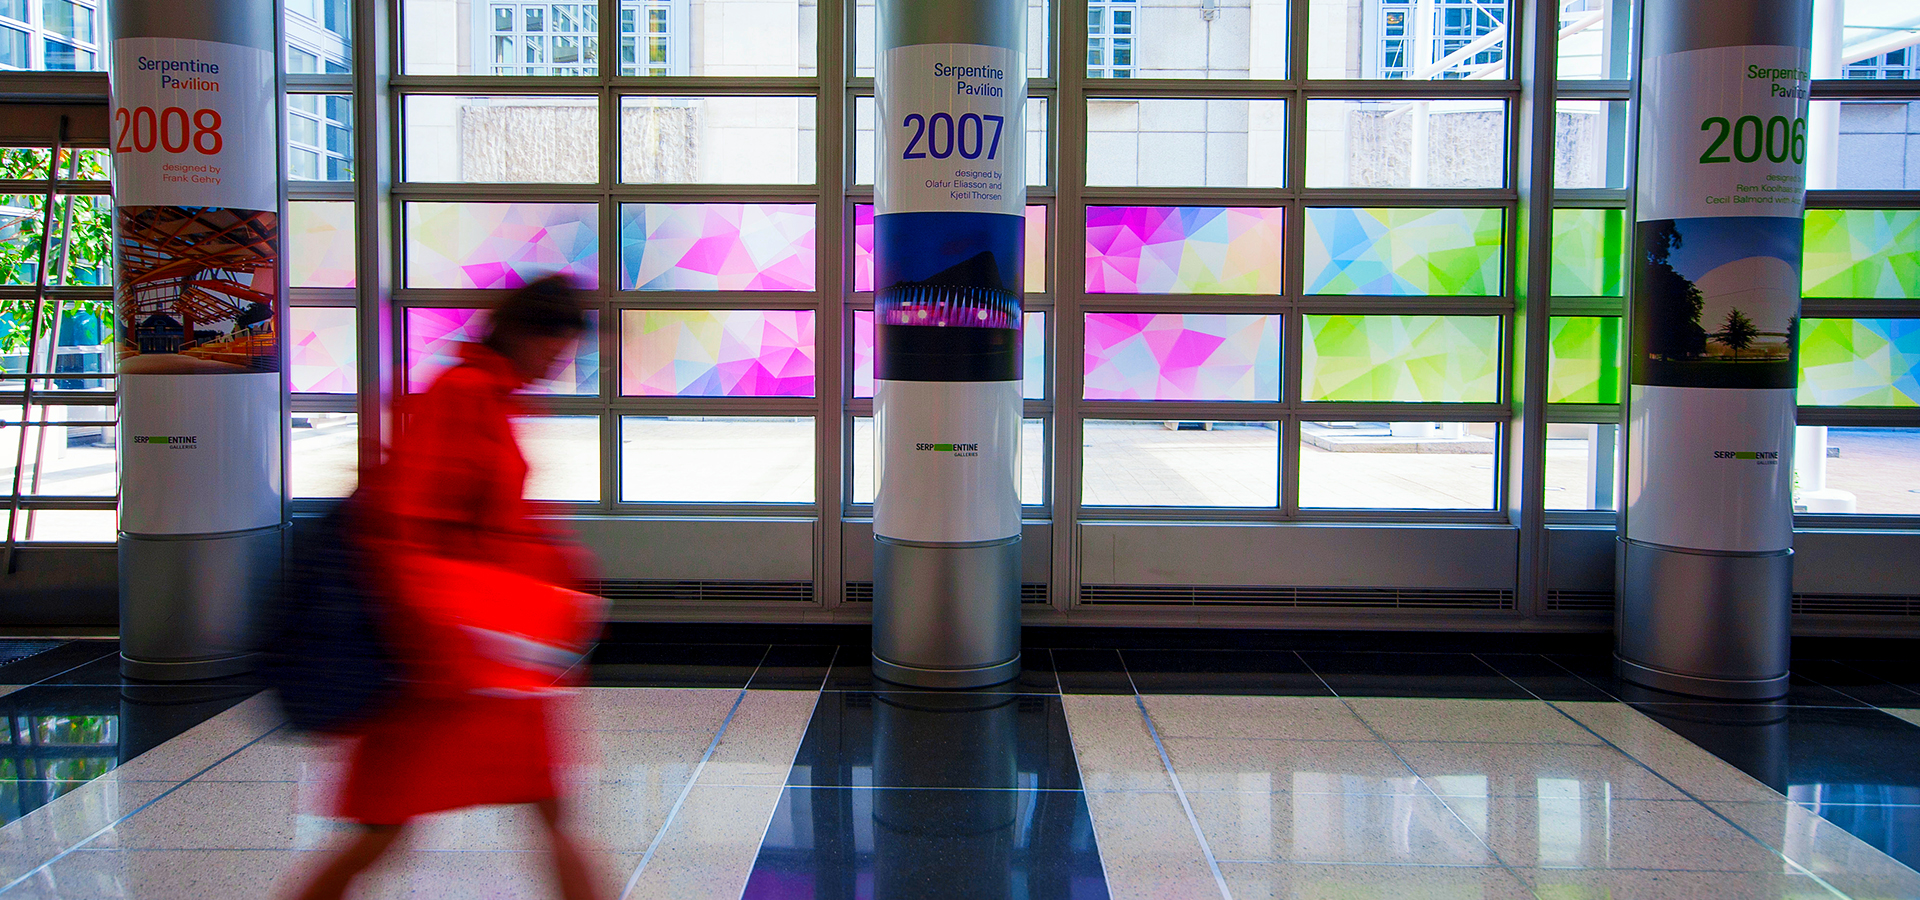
119, 372, 283, 535
1625, 384, 1796, 553
876, 43, 1026, 218
1636, 44, 1811, 222
873, 380, 1022, 543
110, 37, 277, 211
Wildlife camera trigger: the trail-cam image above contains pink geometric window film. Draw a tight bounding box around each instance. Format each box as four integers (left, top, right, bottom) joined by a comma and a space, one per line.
1083, 313, 1280, 401
852, 204, 1049, 293
619, 204, 816, 291
404, 202, 600, 289
289, 307, 357, 393
405, 307, 601, 395
288, 201, 356, 288
620, 309, 816, 397
1085, 206, 1285, 294
853, 310, 1045, 399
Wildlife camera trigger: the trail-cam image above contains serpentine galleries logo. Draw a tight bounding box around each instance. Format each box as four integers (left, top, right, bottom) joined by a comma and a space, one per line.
916, 442, 980, 458
133, 435, 199, 449
1713, 449, 1779, 465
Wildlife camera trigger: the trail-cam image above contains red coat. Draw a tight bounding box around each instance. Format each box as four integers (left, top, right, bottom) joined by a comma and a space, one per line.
336, 343, 589, 825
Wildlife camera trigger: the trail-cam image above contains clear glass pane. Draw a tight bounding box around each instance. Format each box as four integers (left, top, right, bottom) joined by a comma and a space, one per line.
1086, 206, 1284, 294
620, 416, 814, 503
1837, 6, 1920, 79
1083, 313, 1280, 401
1803, 210, 1920, 299
405, 0, 608, 75
1545, 422, 1619, 510
853, 416, 1044, 506
1302, 315, 1502, 403
1299, 422, 1499, 509
403, 96, 598, 183
856, 97, 1049, 187
0, 407, 114, 495
0, 148, 109, 181
1799, 318, 1920, 406
8, 508, 114, 541
290, 307, 358, 394
1806, 101, 1920, 190
620, 309, 816, 397
291, 411, 359, 498
1087, 99, 1285, 187
288, 201, 357, 289
855, 0, 1048, 78
1555, 0, 1629, 80
0, 0, 99, 71
619, 203, 815, 291
852, 310, 1044, 400
1082, 0, 1287, 79
514, 415, 600, 501
1555, 100, 1627, 188
404, 202, 599, 289
405, 307, 600, 395
1547, 316, 1622, 404
852, 204, 1049, 294
1794, 426, 1920, 515
1081, 419, 1277, 507
621, 96, 816, 184
287, 0, 353, 74
1305, 100, 1507, 188
1550, 208, 1625, 296
1308, 0, 1508, 79
1302, 207, 1505, 296
0, 193, 114, 287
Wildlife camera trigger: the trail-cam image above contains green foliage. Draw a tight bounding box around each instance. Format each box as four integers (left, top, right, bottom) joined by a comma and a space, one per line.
0, 149, 115, 357
1713, 308, 1759, 359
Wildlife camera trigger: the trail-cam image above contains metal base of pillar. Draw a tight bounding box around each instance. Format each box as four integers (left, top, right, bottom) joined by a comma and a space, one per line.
1615, 538, 1791, 701
1614, 654, 1790, 701
119, 526, 281, 682
872, 535, 1022, 689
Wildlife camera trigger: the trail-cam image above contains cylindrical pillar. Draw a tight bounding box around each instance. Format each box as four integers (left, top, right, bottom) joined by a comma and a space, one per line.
110, 0, 287, 680
871, 0, 1027, 688
1617, 0, 1813, 699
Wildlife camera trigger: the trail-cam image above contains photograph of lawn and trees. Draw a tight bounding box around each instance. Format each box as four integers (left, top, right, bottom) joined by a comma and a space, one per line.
1631, 215, 1801, 389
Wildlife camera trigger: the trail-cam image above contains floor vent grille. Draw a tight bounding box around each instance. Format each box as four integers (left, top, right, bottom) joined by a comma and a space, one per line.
590, 579, 814, 603
842, 582, 1049, 604
1546, 590, 1614, 613
1078, 584, 1515, 610
1792, 593, 1920, 617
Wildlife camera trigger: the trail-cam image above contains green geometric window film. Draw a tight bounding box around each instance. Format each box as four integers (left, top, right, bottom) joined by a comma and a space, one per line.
1547, 316, 1622, 403
1803, 209, 1920, 299
1302, 315, 1502, 402
1798, 318, 1920, 407
1550, 209, 1625, 297
1302, 207, 1505, 296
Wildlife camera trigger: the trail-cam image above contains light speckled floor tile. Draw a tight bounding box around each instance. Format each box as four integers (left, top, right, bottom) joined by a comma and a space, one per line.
191, 731, 342, 783
1142, 695, 1376, 742
1393, 741, 1687, 800
1081, 790, 1221, 900
0, 779, 175, 886
570, 687, 741, 733
621, 784, 784, 900
1880, 708, 1920, 730
1220, 861, 1534, 900
1459, 796, 1784, 871
1551, 701, 1786, 802
567, 731, 708, 786
0, 685, 29, 698
1189, 788, 1492, 866
1162, 738, 1413, 794
1062, 694, 1175, 792
106, 693, 284, 783
698, 690, 816, 786
5, 847, 637, 900
1346, 698, 1603, 744
1711, 800, 1920, 900
1515, 867, 1845, 899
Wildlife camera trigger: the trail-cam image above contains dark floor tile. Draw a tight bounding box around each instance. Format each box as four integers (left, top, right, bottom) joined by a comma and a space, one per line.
1553, 654, 1876, 707
1794, 659, 1920, 708
745, 645, 838, 691
789, 691, 1082, 792
1050, 648, 1133, 695
823, 647, 1049, 694
585, 642, 768, 687
1835, 659, 1920, 701
1299, 651, 1530, 699
1119, 648, 1329, 696
35, 654, 269, 689
1013, 648, 1061, 694
1477, 653, 1616, 702
743, 786, 1108, 900
0, 640, 117, 685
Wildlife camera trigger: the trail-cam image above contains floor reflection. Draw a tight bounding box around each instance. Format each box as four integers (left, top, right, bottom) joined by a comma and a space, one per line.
743, 689, 1108, 900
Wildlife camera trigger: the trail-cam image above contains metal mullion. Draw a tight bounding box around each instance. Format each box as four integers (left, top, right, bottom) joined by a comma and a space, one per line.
1512, 0, 1557, 619
11, 497, 114, 509
392, 183, 606, 199
611, 293, 821, 309
606, 501, 819, 517
607, 184, 824, 201
1295, 188, 1517, 205
0, 181, 111, 195
389, 75, 613, 92
1301, 80, 1520, 99
815, 0, 847, 610
1810, 80, 1920, 100
1295, 402, 1510, 422
847, 399, 873, 416
1802, 299, 1920, 319
288, 182, 358, 199
1297, 295, 1512, 315
1795, 513, 1920, 531
1550, 190, 1626, 206
287, 74, 355, 91
1080, 187, 1296, 205
1546, 296, 1623, 316
608, 397, 820, 417
1080, 402, 1284, 421
1079, 294, 1288, 312
5, 392, 113, 407
287, 289, 360, 306
1079, 505, 1287, 524
1552, 79, 1629, 99
1795, 406, 1920, 428
1544, 403, 1622, 424
604, 78, 825, 97
291, 395, 359, 413
1807, 191, 1920, 210
1052, 0, 1086, 612
1079, 79, 1301, 99
1291, 506, 1513, 524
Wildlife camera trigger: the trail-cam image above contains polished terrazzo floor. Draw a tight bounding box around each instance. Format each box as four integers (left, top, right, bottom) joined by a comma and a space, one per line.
0, 634, 1919, 898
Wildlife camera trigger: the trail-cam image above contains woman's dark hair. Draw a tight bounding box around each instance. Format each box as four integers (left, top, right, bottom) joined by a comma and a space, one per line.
484, 274, 588, 349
